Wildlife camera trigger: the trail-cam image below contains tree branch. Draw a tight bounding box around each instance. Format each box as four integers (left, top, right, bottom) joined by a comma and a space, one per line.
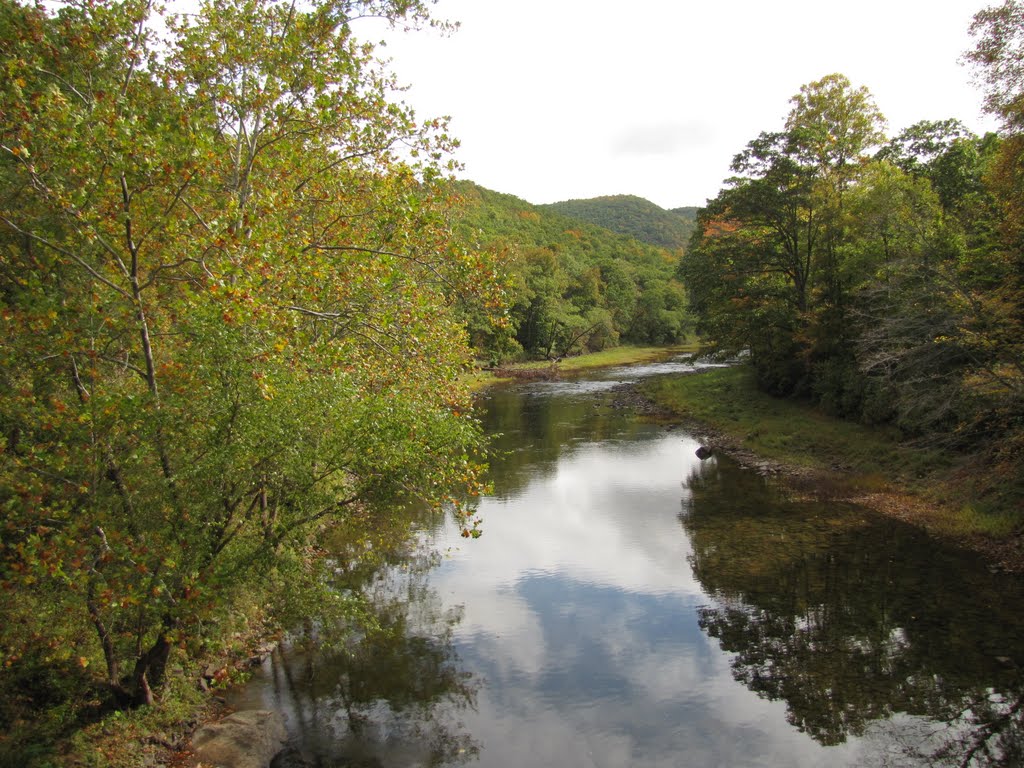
0, 217, 133, 300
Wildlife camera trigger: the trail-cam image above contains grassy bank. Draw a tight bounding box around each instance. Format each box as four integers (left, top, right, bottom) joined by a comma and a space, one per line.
642, 365, 1023, 543
468, 344, 699, 390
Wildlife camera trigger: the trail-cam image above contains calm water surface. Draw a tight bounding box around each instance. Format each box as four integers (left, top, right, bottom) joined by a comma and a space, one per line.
230, 358, 1024, 767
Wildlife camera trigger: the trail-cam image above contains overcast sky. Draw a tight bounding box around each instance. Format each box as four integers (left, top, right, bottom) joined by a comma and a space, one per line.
372, 0, 1001, 209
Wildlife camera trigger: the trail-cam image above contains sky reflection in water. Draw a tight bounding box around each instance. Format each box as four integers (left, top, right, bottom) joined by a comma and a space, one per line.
429, 413, 862, 767
233, 366, 1024, 767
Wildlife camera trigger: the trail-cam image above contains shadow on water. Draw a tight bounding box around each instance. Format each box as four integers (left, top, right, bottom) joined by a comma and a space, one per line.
682, 456, 1024, 766
227, 535, 480, 767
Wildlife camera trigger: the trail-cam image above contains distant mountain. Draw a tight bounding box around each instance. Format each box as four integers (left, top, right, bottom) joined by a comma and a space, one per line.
670, 206, 700, 224
540, 195, 697, 250
449, 181, 690, 361
450, 183, 674, 274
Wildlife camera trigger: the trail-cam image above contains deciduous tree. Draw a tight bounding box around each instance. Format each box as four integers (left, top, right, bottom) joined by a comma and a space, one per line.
681, 75, 885, 396
0, 0, 492, 726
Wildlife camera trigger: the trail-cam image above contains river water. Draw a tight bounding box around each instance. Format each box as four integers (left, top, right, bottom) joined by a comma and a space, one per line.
228, 357, 1024, 767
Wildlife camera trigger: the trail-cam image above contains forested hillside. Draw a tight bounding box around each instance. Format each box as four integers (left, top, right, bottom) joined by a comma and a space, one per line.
452, 183, 689, 363
680, 63, 1024, 513
670, 206, 700, 228
541, 195, 697, 250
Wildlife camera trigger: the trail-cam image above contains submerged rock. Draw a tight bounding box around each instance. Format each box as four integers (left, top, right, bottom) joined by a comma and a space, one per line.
191, 710, 287, 768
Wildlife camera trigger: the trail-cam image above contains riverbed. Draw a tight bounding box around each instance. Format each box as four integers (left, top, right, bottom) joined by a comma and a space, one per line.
228, 357, 1024, 767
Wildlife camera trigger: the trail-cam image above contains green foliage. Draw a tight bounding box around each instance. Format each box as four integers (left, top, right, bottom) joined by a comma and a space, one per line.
0, 0, 496, 758
877, 119, 1001, 231
682, 60, 1024, 514
670, 206, 700, 223
643, 366, 956, 496
967, 0, 1024, 131
541, 195, 697, 250
451, 182, 690, 362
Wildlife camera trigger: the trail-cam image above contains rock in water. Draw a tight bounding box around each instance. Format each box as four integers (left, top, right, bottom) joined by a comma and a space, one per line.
192, 710, 287, 768
695, 445, 714, 460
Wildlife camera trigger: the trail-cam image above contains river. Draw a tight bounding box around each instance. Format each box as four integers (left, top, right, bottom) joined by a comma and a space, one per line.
228, 356, 1024, 767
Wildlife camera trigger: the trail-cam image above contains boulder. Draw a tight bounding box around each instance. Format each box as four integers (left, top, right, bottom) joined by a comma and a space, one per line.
191, 710, 287, 768
695, 445, 714, 460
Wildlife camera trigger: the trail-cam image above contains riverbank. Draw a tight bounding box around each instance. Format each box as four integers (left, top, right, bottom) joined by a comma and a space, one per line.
39, 615, 279, 768
466, 344, 699, 390
639, 365, 1024, 572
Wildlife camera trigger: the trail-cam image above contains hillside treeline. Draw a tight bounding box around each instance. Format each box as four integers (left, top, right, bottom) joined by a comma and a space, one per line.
541, 195, 696, 250
453, 183, 690, 363
680, 6, 1024, 509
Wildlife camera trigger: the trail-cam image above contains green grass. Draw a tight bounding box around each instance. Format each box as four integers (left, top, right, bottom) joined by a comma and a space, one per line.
547, 344, 699, 372
642, 365, 1022, 540
467, 343, 699, 390
643, 366, 930, 476
942, 504, 1021, 538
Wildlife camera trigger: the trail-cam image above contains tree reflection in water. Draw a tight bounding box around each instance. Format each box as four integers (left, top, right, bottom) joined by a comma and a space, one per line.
234, 535, 479, 767
680, 457, 1024, 767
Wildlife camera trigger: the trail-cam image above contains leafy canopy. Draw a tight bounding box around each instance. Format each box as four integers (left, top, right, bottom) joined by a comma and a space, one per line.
0, 0, 496, 743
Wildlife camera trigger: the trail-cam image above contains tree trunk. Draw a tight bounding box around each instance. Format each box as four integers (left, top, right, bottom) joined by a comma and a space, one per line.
120, 622, 174, 708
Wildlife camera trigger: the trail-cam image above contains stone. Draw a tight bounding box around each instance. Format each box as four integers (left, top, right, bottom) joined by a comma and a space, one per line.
191, 710, 287, 768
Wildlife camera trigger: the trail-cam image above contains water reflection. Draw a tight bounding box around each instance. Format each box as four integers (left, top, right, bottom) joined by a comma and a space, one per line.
682, 458, 1024, 765
232, 364, 1024, 767
477, 353, 725, 500
429, 426, 874, 767
479, 386, 666, 500
228, 546, 479, 767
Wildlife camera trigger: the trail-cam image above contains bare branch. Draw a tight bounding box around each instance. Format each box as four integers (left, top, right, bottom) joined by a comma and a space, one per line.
282, 304, 346, 320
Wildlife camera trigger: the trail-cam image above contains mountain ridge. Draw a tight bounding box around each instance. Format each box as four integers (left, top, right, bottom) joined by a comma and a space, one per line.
539, 194, 698, 250
448, 181, 690, 362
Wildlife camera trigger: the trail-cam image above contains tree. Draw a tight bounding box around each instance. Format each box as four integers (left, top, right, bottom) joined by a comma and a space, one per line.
785, 73, 886, 196
878, 119, 974, 173
784, 75, 886, 398
967, 0, 1024, 131
681, 75, 886, 397
680, 143, 813, 393
877, 119, 998, 220
840, 161, 969, 427
0, 0, 492, 725
960, 1, 1024, 480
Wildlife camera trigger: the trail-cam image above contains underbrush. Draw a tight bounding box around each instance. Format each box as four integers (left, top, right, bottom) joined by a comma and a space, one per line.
1, 592, 276, 768
0, 666, 206, 768
60, 677, 208, 768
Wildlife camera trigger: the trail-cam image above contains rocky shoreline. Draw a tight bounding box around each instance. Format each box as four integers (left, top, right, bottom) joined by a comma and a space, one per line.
188, 710, 287, 768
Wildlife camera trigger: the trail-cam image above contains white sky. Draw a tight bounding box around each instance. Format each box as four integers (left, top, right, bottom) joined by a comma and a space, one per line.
371, 0, 1001, 209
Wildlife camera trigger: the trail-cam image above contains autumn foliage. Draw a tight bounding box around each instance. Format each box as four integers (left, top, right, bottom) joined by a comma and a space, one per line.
0, 0, 498, 756
681, 64, 1023, 512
